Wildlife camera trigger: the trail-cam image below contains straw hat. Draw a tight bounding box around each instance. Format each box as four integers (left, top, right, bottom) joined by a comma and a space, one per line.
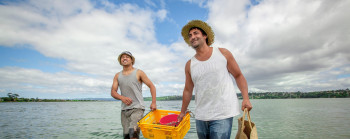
118, 51, 135, 65
181, 20, 215, 46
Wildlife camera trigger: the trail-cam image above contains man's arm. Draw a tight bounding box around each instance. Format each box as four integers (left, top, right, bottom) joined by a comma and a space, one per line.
111, 73, 133, 105
138, 70, 157, 111
219, 48, 252, 111
178, 60, 194, 122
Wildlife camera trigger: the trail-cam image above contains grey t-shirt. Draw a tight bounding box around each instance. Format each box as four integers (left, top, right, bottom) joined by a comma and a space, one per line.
118, 68, 145, 110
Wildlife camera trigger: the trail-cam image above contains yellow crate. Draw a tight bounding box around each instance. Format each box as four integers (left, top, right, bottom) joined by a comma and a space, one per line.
137, 109, 191, 139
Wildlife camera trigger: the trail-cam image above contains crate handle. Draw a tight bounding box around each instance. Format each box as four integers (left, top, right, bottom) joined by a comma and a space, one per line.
138, 110, 152, 123
186, 110, 195, 118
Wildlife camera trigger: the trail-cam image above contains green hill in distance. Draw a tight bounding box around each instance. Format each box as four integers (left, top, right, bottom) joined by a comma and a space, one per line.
1, 89, 348, 102
144, 88, 350, 101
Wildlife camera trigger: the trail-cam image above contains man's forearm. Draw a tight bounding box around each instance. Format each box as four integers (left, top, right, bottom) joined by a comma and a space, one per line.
111, 90, 123, 100
181, 90, 192, 113
235, 74, 249, 99
150, 86, 157, 103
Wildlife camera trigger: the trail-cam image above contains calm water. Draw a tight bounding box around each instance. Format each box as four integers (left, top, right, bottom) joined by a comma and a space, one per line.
1, 98, 350, 139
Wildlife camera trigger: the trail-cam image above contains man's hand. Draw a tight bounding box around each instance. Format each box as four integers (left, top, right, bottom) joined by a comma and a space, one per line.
241, 99, 253, 111
177, 112, 186, 123
121, 96, 132, 106
150, 102, 157, 111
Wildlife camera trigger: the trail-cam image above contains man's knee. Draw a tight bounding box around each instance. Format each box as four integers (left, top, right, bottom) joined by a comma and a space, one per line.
210, 131, 231, 139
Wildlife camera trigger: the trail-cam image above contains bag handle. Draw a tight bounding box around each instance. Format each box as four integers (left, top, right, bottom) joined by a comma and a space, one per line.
240, 108, 253, 130
246, 109, 253, 129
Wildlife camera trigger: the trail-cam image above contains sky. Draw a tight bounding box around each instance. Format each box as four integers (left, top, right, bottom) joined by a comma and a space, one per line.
0, 0, 349, 99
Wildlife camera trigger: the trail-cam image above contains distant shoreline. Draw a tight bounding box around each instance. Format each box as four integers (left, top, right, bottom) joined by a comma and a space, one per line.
1, 89, 349, 102
0, 98, 99, 102
144, 89, 350, 101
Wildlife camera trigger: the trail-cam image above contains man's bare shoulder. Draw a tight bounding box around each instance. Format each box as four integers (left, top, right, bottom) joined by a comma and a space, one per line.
136, 69, 147, 79
185, 60, 191, 73
136, 68, 144, 72
185, 60, 192, 68
218, 47, 234, 59
114, 72, 120, 79
186, 59, 191, 65
218, 47, 231, 55
115, 72, 120, 76
136, 69, 145, 75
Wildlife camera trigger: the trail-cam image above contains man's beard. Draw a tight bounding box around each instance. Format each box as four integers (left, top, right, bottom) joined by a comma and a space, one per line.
191, 41, 200, 49
191, 44, 199, 49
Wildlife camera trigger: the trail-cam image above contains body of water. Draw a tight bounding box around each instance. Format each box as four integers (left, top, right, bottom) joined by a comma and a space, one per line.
1, 98, 350, 139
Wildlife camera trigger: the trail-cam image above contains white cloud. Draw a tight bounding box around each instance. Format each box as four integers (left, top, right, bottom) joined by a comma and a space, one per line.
207, 0, 350, 92
0, 67, 110, 98
0, 0, 349, 99
156, 9, 167, 22
0, 0, 183, 98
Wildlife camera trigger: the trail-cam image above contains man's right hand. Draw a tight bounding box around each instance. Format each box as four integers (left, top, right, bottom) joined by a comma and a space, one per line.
121, 96, 132, 105
177, 112, 186, 123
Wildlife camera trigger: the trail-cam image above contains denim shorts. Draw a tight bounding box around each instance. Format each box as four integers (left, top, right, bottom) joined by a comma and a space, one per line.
195, 117, 233, 139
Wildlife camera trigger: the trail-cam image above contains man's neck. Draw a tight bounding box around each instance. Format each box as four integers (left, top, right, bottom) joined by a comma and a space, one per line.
122, 65, 134, 72
195, 44, 210, 56
194, 44, 213, 61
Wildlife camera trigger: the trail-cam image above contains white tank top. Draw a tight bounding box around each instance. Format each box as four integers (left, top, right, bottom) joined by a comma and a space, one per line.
190, 47, 240, 121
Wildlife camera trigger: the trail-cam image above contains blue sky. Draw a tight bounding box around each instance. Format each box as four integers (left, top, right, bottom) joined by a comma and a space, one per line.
0, 0, 349, 99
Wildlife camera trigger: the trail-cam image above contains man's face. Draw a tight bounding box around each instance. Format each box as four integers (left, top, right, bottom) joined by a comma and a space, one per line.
120, 54, 133, 66
188, 28, 207, 49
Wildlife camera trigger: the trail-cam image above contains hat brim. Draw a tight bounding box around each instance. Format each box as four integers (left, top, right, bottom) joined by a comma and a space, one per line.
118, 53, 135, 65
181, 20, 214, 46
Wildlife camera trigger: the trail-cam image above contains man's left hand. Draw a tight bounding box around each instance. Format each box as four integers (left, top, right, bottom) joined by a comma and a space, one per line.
150, 102, 157, 111
241, 99, 253, 111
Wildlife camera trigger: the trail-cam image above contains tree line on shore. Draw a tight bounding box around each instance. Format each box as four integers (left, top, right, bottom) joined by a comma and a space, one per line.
2, 89, 349, 102
0, 93, 95, 102
239, 89, 349, 99
144, 88, 350, 101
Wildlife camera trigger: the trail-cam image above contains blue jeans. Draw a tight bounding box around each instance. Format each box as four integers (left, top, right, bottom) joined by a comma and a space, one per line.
195, 117, 233, 139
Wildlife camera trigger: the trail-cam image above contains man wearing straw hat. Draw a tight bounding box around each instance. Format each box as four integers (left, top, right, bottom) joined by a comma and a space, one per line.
177, 20, 253, 139
111, 51, 157, 139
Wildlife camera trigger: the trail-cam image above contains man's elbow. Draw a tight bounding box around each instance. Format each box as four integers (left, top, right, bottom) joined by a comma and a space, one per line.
151, 86, 156, 93
233, 72, 244, 79
111, 90, 117, 98
149, 83, 156, 90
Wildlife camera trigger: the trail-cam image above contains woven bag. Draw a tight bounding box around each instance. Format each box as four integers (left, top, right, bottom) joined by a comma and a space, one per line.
235, 108, 258, 139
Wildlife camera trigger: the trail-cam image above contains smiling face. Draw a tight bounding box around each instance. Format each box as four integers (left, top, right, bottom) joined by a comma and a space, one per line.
188, 28, 208, 49
120, 54, 133, 66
